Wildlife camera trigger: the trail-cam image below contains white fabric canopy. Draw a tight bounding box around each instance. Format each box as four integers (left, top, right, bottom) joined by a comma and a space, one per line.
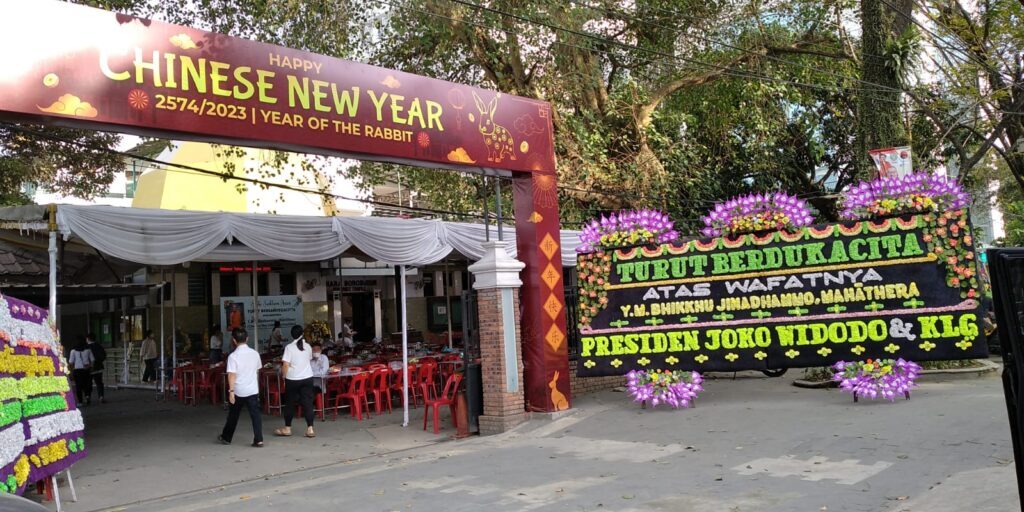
41, 204, 583, 266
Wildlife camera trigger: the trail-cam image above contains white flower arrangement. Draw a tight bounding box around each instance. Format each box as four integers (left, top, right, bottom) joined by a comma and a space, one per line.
0, 423, 25, 468
27, 410, 84, 445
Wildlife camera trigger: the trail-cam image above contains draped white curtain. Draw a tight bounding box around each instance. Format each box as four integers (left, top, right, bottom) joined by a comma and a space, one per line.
50, 204, 581, 266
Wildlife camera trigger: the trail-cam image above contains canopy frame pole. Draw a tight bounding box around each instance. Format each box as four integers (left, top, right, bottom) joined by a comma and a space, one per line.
401, 265, 409, 427
444, 260, 453, 350
159, 270, 165, 396
252, 261, 259, 352
46, 204, 58, 331
171, 269, 177, 371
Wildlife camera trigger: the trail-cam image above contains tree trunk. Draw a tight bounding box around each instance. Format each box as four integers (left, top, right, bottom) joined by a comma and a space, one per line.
856, 0, 913, 177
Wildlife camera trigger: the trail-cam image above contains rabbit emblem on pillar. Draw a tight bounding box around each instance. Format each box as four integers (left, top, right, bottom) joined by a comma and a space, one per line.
472, 92, 516, 163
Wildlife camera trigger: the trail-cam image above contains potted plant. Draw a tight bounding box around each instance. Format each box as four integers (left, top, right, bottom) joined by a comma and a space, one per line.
831, 358, 921, 402
625, 369, 703, 409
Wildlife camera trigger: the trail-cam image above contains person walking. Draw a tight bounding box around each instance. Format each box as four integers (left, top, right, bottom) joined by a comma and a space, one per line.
218, 328, 264, 447
209, 325, 223, 364
268, 321, 285, 351
140, 330, 158, 383
86, 333, 106, 404
274, 325, 316, 438
69, 338, 94, 406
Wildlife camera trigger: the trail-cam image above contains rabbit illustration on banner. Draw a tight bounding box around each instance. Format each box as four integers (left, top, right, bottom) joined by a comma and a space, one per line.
472, 91, 516, 163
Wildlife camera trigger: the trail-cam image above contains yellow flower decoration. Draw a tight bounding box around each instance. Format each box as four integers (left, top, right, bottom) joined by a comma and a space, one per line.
583, 360, 596, 369
955, 339, 973, 351
694, 354, 709, 364
665, 356, 679, 365
919, 341, 936, 352
884, 343, 900, 354
863, 363, 875, 372
14, 456, 29, 486
637, 357, 651, 366
850, 345, 866, 356
817, 347, 832, 357
610, 359, 623, 368
785, 349, 800, 359
754, 351, 767, 360
725, 353, 739, 362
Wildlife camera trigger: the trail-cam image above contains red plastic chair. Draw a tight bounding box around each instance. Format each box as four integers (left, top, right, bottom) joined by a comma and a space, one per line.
263, 371, 283, 415
171, 365, 190, 402
196, 367, 223, 406
390, 363, 416, 407
368, 369, 392, 415
423, 373, 463, 434
415, 361, 438, 405
334, 373, 370, 421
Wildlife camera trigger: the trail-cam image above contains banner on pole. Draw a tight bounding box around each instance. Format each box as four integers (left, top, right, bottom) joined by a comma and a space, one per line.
869, 146, 913, 178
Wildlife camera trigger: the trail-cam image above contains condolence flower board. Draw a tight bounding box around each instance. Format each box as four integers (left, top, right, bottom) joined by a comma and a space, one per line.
0, 296, 86, 495
577, 209, 986, 377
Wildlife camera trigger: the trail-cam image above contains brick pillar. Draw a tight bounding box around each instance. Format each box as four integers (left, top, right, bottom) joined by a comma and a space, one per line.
468, 241, 528, 435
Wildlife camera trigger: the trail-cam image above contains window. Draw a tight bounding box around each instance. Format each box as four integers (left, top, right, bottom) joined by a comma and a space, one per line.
187, 273, 206, 306
279, 273, 296, 295
219, 273, 238, 297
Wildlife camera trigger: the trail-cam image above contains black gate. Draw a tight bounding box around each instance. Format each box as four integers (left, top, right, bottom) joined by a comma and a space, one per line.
988, 248, 1024, 511
461, 290, 482, 434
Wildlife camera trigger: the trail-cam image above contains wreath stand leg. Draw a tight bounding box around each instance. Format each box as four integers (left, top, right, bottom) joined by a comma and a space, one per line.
641, 400, 646, 409
904, 391, 911, 400
853, 392, 858, 403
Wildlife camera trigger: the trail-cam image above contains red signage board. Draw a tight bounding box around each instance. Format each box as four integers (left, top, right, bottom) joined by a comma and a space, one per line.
0, 1, 554, 174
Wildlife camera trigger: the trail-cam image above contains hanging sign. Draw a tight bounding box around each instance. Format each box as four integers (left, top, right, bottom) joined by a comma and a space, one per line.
576, 213, 987, 377
869, 146, 913, 178
220, 295, 304, 340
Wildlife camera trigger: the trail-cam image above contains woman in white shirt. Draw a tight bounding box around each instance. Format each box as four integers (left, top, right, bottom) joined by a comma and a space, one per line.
69, 338, 95, 406
274, 325, 317, 438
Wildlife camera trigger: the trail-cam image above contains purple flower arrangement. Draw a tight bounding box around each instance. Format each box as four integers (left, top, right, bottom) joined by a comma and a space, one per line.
700, 192, 814, 238
840, 172, 969, 220
577, 209, 678, 253
832, 358, 921, 402
626, 369, 703, 408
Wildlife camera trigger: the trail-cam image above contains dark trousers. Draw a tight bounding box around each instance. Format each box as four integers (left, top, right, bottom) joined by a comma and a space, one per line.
283, 377, 315, 428
221, 394, 263, 444
72, 369, 92, 404
91, 371, 104, 399
143, 358, 157, 382
210, 349, 222, 364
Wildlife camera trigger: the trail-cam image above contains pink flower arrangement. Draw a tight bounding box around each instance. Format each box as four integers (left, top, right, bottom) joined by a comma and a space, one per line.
831, 358, 921, 402
577, 209, 678, 253
839, 172, 969, 220
626, 369, 703, 408
701, 192, 814, 238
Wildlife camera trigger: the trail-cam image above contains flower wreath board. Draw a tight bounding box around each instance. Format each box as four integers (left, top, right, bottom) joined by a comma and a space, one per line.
576, 211, 987, 376
0, 295, 86, 495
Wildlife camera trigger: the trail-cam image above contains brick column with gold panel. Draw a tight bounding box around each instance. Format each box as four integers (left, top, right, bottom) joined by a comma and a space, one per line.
468, 240, 529, 434
511, 170, 572, 413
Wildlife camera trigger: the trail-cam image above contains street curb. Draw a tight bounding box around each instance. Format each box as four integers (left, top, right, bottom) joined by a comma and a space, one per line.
791, 359, 999, 388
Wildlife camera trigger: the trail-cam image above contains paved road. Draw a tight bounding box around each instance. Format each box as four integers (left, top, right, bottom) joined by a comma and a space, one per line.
111, 373, 1017, 512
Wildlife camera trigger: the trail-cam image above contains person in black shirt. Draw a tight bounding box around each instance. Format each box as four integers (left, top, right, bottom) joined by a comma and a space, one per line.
86, 333, 107, 403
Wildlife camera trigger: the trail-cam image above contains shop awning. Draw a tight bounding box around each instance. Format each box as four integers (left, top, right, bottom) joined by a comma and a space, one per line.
0, 282, 157, 304
0, 204, 582, 267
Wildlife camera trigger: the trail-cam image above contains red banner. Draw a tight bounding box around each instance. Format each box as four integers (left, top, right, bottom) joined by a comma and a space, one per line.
0, 1, 554, 174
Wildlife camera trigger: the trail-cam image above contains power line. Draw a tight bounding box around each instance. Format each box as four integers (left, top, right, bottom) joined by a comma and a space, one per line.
1, 122, 488, 221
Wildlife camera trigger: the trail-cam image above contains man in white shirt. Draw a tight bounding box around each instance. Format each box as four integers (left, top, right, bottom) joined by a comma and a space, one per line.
218, 328, 264, 447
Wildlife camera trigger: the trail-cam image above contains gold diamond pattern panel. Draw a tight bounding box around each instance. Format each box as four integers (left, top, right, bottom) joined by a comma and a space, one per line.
541, 263, 561, 290
539, 233, 559, 260
543, 293, 563, 320
545, 324, 565, 352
